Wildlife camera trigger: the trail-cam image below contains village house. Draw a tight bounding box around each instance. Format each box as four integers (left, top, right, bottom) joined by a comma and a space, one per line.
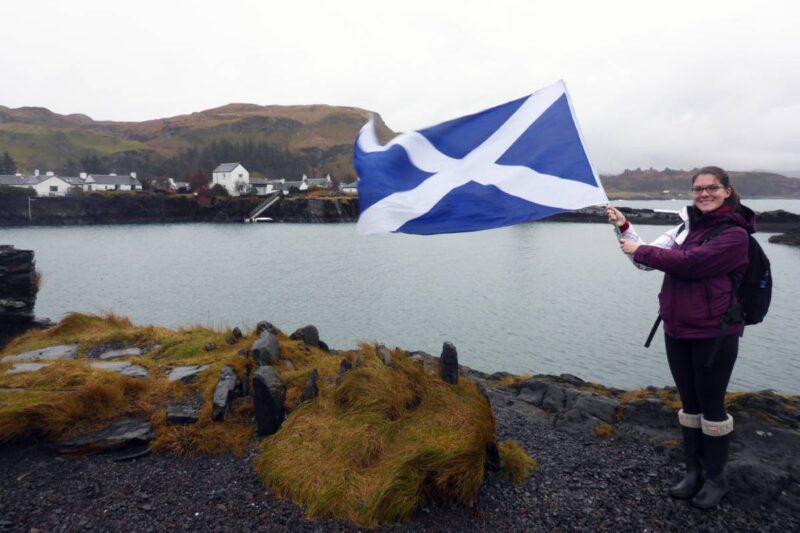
339, 180, 358, 194
0, 171, 74, 196
82, 172, 142, 192
212, 163, 249, 196
264, 174, 335, 195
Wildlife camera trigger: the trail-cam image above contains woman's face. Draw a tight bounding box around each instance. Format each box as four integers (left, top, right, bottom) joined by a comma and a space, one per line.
692, 173, 731, 214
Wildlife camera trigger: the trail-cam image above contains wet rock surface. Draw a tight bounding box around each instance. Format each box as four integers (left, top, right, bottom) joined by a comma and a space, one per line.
211, 365, 238, 422
167, 365, 210, 384
252, 366, 286, 437
50, 418, 154, 455
251, 331, 280, 366
89, 362, 149, 380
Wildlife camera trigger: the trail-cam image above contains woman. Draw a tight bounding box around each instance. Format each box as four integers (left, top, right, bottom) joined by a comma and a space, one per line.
607, 166, 754, 509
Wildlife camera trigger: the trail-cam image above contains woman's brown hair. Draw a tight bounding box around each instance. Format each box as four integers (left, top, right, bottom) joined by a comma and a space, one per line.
692, 166, 740, 209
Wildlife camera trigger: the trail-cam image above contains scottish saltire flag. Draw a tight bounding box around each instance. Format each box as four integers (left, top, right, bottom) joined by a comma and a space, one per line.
354, 80, 608, 235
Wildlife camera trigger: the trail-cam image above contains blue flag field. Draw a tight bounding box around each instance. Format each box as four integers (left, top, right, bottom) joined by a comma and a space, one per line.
354, 80, 608, 235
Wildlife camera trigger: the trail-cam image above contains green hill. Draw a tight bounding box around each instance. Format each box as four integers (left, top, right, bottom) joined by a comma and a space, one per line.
0, 104, 394, 182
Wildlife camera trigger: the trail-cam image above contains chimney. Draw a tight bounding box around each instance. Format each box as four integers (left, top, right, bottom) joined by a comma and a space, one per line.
79, 172, 87, 179
130, 172, 137, 179
110, 173, 117, 176
46, 171, 54, 177
34, 169, 40, 177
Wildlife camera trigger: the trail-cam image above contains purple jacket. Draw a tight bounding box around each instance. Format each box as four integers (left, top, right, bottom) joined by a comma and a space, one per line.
633, 205, 754, 339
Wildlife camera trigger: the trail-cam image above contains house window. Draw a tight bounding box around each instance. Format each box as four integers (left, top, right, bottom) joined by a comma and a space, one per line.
49, 186, 58, 192
238, 173, 243, 178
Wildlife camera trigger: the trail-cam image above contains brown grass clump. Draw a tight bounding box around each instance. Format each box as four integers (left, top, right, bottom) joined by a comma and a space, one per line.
488, 373, 532, 388
498, 440, 538, 485
594, 422, 614, 440
619, 388, 682, 410
254, 346, 497, 528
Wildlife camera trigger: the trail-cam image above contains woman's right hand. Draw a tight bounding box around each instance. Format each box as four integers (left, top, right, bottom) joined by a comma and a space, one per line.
606, 207, 626, 226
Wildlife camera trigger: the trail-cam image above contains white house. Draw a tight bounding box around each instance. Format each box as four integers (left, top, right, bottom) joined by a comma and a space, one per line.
0, 171, 73, 196
212, 163, 249, 196
305, 174, 333, 189
83, 172, 142, 192
29, 175, 73, 197
339, 180, 358, 194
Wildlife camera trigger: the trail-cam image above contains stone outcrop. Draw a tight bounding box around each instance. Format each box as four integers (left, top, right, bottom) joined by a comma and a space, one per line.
89, 361, 149, 380
53, 418, 154, 455
376, 344, 394, 368
252, 366, 286, 436
0, 246, 51, 349
302, 369, 319, 402
167, 365, 211, 383
251, 331, 280, 365
166, 405, 201, 426
211, 366, 239, 422
440, 342, 459, 384
96, 347, 142, 360
290, 325, 320, 348
2, 344, 78, 363
769, 224, 800, 246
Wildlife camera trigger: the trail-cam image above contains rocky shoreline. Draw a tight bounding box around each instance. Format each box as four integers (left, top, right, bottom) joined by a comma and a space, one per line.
2, 340, 798, 532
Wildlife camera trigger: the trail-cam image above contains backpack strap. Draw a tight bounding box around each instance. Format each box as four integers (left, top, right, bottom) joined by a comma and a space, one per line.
644, 314, 662, 348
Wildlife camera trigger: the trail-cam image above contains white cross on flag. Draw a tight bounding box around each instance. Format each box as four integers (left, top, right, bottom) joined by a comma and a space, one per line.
354, 80, 608, 235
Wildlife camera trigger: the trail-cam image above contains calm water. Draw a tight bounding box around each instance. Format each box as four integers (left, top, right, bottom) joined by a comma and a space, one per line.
2, 200, 799, 393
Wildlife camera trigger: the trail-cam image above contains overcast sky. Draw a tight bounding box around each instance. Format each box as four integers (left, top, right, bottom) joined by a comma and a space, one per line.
3, 0, 799, 174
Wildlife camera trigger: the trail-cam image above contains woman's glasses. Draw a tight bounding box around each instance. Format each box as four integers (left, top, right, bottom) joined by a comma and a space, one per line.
691, 185, 724, 195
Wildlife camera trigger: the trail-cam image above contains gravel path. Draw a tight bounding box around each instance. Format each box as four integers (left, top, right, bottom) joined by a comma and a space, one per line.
1, 387, 797, 532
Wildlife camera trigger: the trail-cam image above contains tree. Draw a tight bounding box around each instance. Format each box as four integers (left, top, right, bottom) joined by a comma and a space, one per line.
0, 151, 16, 174
209, 183, 229, 197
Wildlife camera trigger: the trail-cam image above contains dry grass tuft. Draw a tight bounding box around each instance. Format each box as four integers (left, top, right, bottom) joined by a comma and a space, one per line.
254, 347, 497, 528
594, 422, 614, 440
498, 440, 538, 485
488, 373, 532, 388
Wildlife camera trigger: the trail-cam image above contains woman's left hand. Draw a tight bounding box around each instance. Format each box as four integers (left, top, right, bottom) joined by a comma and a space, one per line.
619, 239, 641, 255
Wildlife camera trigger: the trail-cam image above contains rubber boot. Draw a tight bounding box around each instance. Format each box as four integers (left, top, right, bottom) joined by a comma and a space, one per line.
669, 426, 704, 499
692, 432, 730, 509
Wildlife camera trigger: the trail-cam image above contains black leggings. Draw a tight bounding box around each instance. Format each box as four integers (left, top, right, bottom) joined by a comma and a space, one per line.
664, 334, 738, 422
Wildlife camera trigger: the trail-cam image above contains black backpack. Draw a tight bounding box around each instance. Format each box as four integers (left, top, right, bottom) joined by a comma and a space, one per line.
703, 223, 772, 325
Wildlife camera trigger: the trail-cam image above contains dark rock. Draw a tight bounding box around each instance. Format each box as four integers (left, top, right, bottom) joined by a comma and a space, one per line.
571, 393, 620, 423
211, 366, 238, 422
513, 379, 550, 406
376, 344, 395, 368
240, 366, 250, 397
558, 373, 586, 387
225, 336, 237, 345
204, 342, 217, 352
238, 348, 248, 357
290, 325, 320, 347
166, 405, 200, 426
542, 384, 566, 412
252, 366, 286, 436
485, 441, 501, 472
318, 340, 330, 352
302, 369, 319, 401
54, 418, 154, 455
554, 408, 603, 435
251, 331, 280, 365
256, 321, 277, 335
337, 359, 352, 384
231, 327, 243, 339
490, 371, 514, 381
621, 399, 675, 428
440, 341, 458, 384
727, 459, 790, 507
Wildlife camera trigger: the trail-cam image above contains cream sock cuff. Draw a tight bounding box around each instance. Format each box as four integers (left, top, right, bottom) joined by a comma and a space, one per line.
678, 409, 702, 428
701, 414, 734, 436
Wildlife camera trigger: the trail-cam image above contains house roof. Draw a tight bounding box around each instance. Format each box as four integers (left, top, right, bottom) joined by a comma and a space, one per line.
87, 174, 142, 186
249, 177, 269, 185
213, 162, 244, 173
62, 176, 85, 185
306, 178, 330, 186
0, 175, 23, 186
340, 181, 358, 188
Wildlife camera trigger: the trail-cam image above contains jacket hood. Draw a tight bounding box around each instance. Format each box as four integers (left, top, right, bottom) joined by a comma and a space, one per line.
685, 203, 756, 234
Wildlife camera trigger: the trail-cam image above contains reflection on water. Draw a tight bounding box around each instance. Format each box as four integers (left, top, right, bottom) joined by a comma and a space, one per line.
2, 214, 799, 393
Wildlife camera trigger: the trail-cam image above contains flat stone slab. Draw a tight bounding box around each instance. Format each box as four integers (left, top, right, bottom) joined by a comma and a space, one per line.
54, 418, 154, 455
90, 362, 149, 379
2, 344, 78, 363
97, 347, 142, 360
167, 365, 211, 383
7, 363, 49, 374
166, 405, 201, 425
